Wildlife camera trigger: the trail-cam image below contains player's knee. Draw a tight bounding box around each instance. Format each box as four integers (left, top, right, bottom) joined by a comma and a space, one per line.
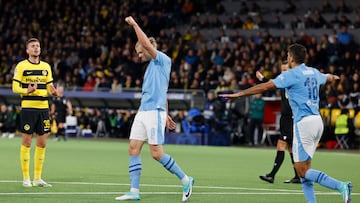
294, 165, 307, 178
128, 146, 141, 155
151, 152, 162, 161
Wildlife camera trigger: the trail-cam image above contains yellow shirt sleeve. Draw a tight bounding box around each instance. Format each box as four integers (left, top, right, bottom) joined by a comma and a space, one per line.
45, 64, 54, 94
12, 63, 27, 94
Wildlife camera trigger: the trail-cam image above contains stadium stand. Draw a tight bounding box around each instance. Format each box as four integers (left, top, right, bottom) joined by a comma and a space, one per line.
0, 0, 359, 148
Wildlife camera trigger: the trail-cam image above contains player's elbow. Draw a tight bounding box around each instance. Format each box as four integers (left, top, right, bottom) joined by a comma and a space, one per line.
262, 81, 276, 91
12, 82, 22, 94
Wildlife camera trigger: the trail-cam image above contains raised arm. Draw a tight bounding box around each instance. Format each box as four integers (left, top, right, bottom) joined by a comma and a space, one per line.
125, 16, 157, 59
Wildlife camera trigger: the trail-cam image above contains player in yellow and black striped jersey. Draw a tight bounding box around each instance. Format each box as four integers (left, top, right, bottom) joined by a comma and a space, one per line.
12, 38, 59, 188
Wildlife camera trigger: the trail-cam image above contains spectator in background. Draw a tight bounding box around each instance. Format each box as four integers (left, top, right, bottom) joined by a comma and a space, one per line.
349, 81, 360, 113
95, 76, 112, 92
334, 108, 355, 149
203, 90, 217, 127
283, 0, 296, 14
82, 75, 96, 92
181, 0, 194, 20
242, 16, 255, 30
76, 109, 91, 137
111, 77, 123, 93
322, 0, 334, 13
336, 0, 352, 14
354, 15, 360, 28
336, 91, 352, 109
337, 25, 352, 46
271, 16, 285, 29
255, 15, 269, 29
246, 93, 265, 146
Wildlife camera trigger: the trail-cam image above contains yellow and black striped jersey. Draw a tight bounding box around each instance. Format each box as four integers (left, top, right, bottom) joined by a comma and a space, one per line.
12, 59, 54, 109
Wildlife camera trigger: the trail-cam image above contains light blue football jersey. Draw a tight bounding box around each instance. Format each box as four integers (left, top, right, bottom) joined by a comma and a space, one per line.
272, 63, 327, 122
139, 50, 171, 111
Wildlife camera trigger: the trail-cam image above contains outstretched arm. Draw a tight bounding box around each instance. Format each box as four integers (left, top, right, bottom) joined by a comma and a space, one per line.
325, 74, 340, 82
219, 80, 276, 99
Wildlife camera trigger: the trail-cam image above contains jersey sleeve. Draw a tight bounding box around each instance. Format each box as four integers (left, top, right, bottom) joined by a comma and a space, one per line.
12, 63, 27, 94
272, 70, 296, 89
155, 50, 171, 73
45, 63, 54, 94
317, 70, 327, 85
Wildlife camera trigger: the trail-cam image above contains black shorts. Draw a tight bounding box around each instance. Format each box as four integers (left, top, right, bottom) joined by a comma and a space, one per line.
20, 108, 50, 135
55, 112, 66, 123
279, 115, 293, 145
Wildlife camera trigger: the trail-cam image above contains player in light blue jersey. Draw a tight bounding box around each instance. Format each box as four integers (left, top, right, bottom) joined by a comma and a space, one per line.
115, 16, 194, 202
220, 43, 352, 203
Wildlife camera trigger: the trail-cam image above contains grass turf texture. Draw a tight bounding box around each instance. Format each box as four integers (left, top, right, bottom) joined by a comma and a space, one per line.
0, 137, 359, 203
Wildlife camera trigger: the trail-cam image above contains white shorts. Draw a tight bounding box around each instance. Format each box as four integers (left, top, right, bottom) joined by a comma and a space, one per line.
292, 115, 324, 162
129, 110, 166, 145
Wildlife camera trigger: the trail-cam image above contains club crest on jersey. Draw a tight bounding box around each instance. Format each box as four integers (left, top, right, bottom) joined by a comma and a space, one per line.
42, 70, 48, 76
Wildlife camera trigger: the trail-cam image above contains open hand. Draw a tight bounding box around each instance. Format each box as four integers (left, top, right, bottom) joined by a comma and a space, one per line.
166, 115, 176, 131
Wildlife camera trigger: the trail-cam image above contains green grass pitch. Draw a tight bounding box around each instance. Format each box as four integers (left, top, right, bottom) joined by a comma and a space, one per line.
0, 137, 359, 203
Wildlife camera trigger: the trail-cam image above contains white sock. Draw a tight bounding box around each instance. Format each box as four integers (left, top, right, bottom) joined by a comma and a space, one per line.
130, 188, 139, 194
181, 175, 189, 185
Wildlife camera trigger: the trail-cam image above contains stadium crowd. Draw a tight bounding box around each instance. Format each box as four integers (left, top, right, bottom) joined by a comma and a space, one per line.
1, 0, 360, 148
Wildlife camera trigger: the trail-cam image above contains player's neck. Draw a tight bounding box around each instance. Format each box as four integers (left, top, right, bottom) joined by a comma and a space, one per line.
28, 56, 40, 64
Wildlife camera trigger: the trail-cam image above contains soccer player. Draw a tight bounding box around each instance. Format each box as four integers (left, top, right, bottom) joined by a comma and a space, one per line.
115, 16, 194, 202
220, 43, 352, 203
12, 38, 59, 187
50, 86, 73, 141
256, 62, 300, 184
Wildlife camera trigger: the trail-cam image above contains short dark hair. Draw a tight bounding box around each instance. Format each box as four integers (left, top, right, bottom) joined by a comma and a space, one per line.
26, 38, 40, 48
288, 43, 307, 64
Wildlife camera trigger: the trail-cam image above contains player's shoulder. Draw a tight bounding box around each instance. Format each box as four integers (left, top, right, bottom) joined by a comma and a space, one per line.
36, 60, 52, 71
156, 50, 171, 61
16, 59, 28, 66
40, 60, 51, 67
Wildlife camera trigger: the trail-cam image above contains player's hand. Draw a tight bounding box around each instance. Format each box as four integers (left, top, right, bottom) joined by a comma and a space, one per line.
27, 83, 37, 94
256, 71, 264, 81
125, 16, 137, 26
326, 74, 340, 82
218, 93, 239, 102
50, 85, 58, 96
166, 115, 176, 131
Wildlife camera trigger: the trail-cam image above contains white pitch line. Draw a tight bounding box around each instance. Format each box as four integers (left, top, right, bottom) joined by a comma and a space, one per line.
0, 180, 301, 192
0, 180, 358, 196
0, 191, 341, 196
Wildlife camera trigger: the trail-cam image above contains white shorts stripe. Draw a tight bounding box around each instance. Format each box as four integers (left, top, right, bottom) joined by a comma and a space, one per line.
292, 115, 323, 162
